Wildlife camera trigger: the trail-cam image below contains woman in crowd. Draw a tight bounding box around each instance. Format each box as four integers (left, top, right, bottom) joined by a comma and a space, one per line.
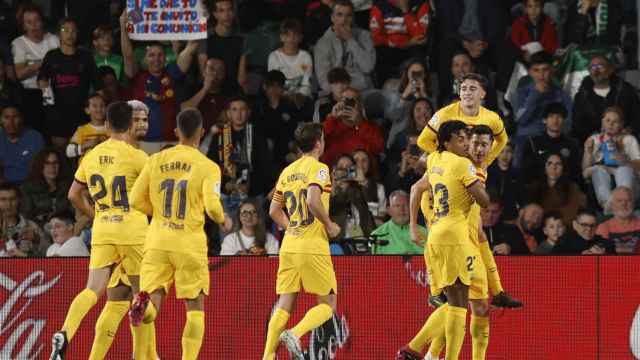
386, 97, 433, 163
352, 149, 386, 225
220, 198, 279, 255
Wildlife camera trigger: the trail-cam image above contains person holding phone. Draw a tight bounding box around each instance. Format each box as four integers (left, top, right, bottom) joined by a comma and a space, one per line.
385, 133, 425, 195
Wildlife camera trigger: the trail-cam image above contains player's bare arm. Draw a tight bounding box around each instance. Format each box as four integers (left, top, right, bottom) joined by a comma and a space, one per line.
467, 181, 491, 208
307, 185, 340, 238
409, 172, 429, 245
68, 180, 95, 219
269, 195, 290, 231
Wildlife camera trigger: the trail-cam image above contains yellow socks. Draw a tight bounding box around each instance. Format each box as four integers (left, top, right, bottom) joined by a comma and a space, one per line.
479, 241, 504, 295
62, 288, 98, 340
427, 334, 445, 359
263, 308, 290, 360
408, 304, 448, 353
181, 310, 205, 360
145, 322, 158, 360
444, 306, 467, 360
143, 301, 158, 324
471, 315, 490, 360
291, 303, 333, 338
89, 300, 129, 360
130, 321, 151, 360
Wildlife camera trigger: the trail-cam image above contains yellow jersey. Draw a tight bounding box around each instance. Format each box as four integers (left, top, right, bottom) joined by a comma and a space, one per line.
426, 151, 479, 244
69, 123, 108, 161
74, 138, 149, 245
273, 155, 332, 255
130, 145, 225, 256
467, 167, 487, 248
417, 101, 507, 165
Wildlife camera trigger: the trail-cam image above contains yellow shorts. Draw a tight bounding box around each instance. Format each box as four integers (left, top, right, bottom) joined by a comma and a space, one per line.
89, 244, 143, 289
276, 252, 337, 296
140, 249, 209, 300
426, 242, 476, 293
469, 249, 488, 300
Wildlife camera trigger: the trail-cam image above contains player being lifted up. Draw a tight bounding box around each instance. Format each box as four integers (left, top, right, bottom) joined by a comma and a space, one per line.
262, 123, 341, 360
416, 125, 523, 360
128, 108, 231, 360
398, 121, 491, 360
50, 102, 151, 360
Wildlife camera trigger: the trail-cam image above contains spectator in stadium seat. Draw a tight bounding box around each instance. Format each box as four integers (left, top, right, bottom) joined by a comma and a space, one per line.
38, 18, 100, 150
572, 55, 640, 144
513, 52, 572, 167
205, 97, 274, 207
254, 70, 302, 169
481, 192, 530, 255
321, 87, 384, 166
92, 25, 124, 81
198, 0, 247, 94
66, 94, 108, 163
0, 183, 46, 257
370, 190, 424, 255
510, 0, 559, 59
304, 0, 334, 48
534, 211, 567, 255
557, 209, 614, 254
0, 58, 21, 109
520, 102, 582, 184
563, 0, 623, 48
596, 186, 640, 254
20, 148, 71, 228
369, 0, 430, 84
386, 97, 433, 165
582, 106, 640, 209
385, 132, 424, 195
487, 142, 526, 221
120, 12, 199, 154
0, 105, 44, 185
527, 153, 586, 226
314, 0, 376, 92
45, 210, 89, 257
515, 202, 545, 253
181, 57, 230, 138
220, 198, 279, 255
439, 51, 498, 112
268, 18, 313, 109
330, 154, 376, 240
97, 66, 123, 106
12, 3, 59, 132
352, 149, 386, 224
313, 67, 351, 123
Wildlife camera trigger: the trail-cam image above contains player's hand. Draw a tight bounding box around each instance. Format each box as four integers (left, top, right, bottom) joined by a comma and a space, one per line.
221, 215, 233, 233
326, 222, 341, 238
410, 224, 426, 246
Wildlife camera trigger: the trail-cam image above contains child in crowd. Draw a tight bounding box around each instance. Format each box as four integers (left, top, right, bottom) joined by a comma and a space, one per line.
511, 0, 559, 61
535, 211, 566, 254
268, 18, 313, 109
92, 25, 124, 81
65, 94, 108, 162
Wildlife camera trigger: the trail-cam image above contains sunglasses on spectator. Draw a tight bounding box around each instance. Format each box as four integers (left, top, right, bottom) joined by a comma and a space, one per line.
240, 209, 258, 217
577, 222, 597, 229
589, 64, 606, 71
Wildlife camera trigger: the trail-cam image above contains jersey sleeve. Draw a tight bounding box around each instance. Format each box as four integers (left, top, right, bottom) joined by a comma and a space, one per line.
486, 113, 508, 165
272, 172, 285, 207
417, 112, 440, 153
130, 160, 153, 216
457, 157, 479, 188
309, 162, 332, 193
74, 160, 88, 184
202, 162, 225, 224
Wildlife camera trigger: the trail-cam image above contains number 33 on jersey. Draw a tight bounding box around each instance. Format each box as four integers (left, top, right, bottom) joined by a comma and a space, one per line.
74, 139, 150, 245
273, 156, 332, 256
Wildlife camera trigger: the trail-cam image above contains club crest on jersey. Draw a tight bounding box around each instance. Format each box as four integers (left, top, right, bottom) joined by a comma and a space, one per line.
318, 169, 328, 182
214, 182, 221, 195
468, 164, 476, 176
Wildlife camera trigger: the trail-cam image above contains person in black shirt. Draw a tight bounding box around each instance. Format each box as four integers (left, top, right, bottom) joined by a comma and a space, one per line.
37, 18, 98, 150
521, 102, 582, 183
313, 67, 351, 123
198, 0, 247, 95
487, 142, 526, 221
556, 209, 615, 254
481, 192, 530, 255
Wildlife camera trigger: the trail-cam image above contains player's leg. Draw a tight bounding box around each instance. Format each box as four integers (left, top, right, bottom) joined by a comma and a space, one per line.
263, 293, 297, 360
443, 281, 470, 360
51, 245, 115, 359
182, 294, 205, 360
280, 254, 336, 360
89, 282, 131, 360
469, 299, 490, 360
130, 250, 171, 326
478, 237, 522, 308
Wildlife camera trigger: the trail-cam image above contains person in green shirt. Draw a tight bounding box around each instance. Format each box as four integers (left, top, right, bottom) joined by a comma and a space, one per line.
371, 190, 426, 255
92, 25, 124, 81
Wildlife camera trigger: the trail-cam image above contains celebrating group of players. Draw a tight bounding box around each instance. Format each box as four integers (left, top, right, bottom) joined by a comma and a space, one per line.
47, 71, 521, 360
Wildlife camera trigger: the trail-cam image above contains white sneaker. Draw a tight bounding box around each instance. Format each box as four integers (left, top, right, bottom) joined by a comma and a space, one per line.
424, 353, 441, 360
279, 329, 304, 360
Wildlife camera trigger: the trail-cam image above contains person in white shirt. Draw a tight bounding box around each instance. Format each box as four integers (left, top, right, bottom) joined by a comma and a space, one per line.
45, 210, 89, 257
221, 199, 279, 255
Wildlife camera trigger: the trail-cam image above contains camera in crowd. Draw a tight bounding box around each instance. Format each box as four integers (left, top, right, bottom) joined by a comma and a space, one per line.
334, 166, 358, 182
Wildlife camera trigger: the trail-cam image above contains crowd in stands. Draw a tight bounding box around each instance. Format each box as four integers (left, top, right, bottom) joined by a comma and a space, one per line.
1, 0, 640, 257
